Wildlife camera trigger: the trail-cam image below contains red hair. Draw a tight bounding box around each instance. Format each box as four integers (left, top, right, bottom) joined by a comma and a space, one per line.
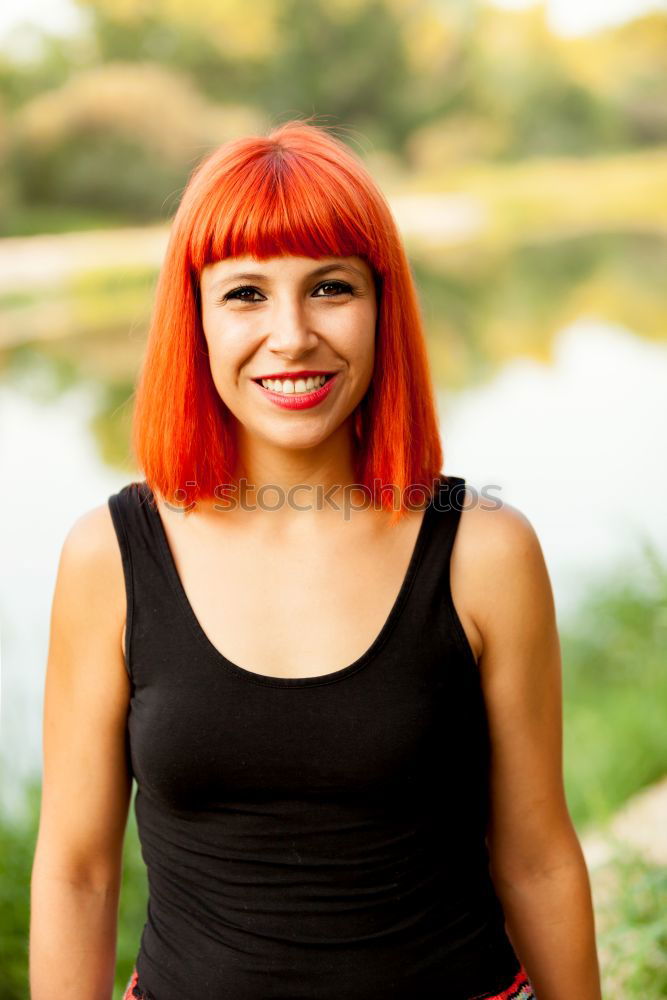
131, 119, 444, 521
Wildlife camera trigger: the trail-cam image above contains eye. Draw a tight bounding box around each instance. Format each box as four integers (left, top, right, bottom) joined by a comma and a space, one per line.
221, 285, 264, 304
314, 280, 354, 297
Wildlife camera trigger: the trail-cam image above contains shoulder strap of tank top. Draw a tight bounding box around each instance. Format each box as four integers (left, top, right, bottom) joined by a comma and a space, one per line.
431, 473, 467, 546
108, 480, 164, 563
409, 474, 476, 668
401, 474, 467, 588
107, 480, 169, 681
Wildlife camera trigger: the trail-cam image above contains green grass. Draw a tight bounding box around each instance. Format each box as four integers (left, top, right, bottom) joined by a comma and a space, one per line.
595, 847, 667, 997
560, 543, 667, 829
0, 776, 147, 1000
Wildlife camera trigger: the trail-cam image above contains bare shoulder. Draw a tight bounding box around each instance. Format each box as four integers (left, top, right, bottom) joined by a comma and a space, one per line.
450, 485, 554, 664
63, 500, 124, 562
457, 486, 545, 572
57, 500, 128, 672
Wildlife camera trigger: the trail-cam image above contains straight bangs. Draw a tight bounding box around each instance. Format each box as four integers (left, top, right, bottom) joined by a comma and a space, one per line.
187, 138, 391, 283
132, 121, 444, 521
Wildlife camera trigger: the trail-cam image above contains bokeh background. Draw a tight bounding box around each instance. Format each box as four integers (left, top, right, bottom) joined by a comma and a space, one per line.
1, 0, 666, 995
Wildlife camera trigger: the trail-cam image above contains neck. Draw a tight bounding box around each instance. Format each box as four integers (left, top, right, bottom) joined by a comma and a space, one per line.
213, 423, 365, 522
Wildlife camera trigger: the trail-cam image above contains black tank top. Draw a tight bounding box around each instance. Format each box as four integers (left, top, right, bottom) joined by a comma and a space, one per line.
108, 474, 521, 1000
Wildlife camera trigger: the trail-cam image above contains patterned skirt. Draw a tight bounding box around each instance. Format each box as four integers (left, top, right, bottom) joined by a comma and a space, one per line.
123, 962, 535, 999
470, 964, 536, 999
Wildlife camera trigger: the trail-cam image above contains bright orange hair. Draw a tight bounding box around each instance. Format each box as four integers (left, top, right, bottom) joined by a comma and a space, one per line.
131, 118, 444, 521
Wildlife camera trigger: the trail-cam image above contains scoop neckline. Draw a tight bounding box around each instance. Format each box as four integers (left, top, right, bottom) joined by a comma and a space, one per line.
140, 480, 441, 688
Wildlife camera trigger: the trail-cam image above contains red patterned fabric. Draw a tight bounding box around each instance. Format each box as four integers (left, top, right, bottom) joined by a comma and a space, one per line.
122, 967, 155, 1000
471, 964, 536, 999
123, 963, 536, 999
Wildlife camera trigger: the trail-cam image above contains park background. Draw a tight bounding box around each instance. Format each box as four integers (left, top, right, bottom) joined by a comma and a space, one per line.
1, 0, 666, 995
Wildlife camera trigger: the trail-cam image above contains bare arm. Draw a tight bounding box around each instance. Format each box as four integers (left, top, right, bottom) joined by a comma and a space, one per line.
30, 503, 131, 1000
457, 496, 602, 1000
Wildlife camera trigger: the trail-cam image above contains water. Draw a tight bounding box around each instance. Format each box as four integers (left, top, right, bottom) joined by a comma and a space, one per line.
440, 317, 667, 616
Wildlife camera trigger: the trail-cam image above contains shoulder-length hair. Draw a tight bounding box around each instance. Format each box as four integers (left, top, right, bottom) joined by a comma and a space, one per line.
131, 118, 443, 521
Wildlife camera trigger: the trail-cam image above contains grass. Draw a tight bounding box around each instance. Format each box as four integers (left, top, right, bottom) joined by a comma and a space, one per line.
0, 776, 147, 1000
560, 542, 667, 830
593, 847, 667, 997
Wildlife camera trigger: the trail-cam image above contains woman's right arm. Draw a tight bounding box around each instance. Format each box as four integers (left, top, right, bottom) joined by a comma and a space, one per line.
30, 503, 132, 1000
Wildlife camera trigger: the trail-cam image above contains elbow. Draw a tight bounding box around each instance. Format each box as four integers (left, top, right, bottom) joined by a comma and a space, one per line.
489, 825, 589, 890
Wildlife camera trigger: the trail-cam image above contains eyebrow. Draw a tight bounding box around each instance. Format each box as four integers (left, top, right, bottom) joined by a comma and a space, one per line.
210, 262, 367, 292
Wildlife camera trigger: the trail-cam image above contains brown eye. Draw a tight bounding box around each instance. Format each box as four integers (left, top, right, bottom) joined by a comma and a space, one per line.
222, 285, 264, 303
314, 280, 354, 297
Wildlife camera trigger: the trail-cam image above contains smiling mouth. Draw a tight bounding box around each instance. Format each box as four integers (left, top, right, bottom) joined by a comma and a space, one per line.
252, 373, 336, 394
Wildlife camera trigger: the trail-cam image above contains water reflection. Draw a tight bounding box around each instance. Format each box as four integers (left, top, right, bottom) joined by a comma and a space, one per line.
439, 318, 667, 617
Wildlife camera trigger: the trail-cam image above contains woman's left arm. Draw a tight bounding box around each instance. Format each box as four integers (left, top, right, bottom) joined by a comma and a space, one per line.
466, 500, 602, 1000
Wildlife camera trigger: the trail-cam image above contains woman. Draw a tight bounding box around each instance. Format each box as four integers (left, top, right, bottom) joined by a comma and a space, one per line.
30, 120, 602, 999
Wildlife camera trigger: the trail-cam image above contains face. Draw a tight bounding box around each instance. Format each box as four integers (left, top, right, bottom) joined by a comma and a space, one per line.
199, 254, 378, 456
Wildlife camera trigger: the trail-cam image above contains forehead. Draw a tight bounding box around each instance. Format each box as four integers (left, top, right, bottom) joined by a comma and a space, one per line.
201, 254, 372, 288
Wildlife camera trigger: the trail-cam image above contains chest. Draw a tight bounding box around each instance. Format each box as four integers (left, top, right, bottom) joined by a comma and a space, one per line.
155, 506, 428, 679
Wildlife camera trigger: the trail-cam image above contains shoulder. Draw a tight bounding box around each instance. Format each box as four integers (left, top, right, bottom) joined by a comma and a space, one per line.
62, 501, 124, 572
456, 484, 543, 567
62, 481, 145, 574
57, 501, 127, 644
450, 484, 555, 662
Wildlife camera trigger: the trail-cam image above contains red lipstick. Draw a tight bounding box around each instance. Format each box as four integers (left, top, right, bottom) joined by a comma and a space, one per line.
252, 372, 340, 410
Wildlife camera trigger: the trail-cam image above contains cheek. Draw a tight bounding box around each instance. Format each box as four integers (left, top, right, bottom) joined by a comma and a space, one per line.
328, 303, 376, 352
203, 324, 250, 377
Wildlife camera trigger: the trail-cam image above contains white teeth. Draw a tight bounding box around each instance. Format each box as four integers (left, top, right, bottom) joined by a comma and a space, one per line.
261, 375, 329, 394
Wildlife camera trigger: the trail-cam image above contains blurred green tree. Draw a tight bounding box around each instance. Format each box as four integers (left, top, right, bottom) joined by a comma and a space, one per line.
70, 0, 476, 153
7, 62, 266, 219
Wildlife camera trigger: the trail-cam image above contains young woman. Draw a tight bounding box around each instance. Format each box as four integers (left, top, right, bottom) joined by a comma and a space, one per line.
30, 120, 602, 999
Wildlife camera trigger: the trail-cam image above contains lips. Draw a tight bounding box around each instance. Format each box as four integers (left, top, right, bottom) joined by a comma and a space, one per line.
252, 371, 340, 410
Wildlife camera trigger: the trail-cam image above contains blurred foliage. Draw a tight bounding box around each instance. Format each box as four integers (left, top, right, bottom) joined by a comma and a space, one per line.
468, 6, 628, 159
594, 847, 667, 998
0, 202, 137, 236
561, 543, 667, 828
0, 1, 665, 230
0, 775, 147, 1000
560, 14, 667, 146
7, 62, 267, 221
0, 777, 38, 1000
114, 794, 149, 1000
438, 150, 667, 240
70, 0, 475, 151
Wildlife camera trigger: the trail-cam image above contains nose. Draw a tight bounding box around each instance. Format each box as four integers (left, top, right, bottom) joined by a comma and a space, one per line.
265, 294, 318, 358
